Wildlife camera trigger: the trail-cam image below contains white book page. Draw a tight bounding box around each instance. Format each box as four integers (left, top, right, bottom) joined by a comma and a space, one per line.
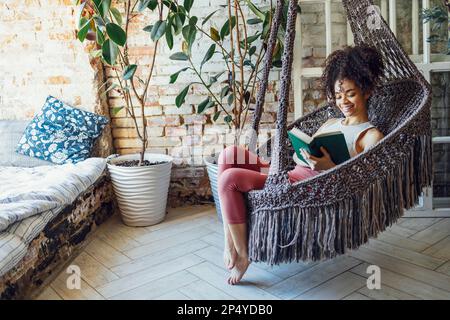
289, 127, 313, 144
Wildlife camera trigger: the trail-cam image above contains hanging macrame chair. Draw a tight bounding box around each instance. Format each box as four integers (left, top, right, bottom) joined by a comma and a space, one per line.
245, 0, 433, 265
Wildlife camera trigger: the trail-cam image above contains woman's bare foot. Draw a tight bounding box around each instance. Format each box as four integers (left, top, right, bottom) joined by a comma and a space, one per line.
223, 246, 238, 270
227, 254, 251, 285
223, 229, 238, 270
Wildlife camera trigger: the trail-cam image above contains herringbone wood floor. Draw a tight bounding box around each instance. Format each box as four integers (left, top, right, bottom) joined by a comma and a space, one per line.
35, 205, 450, 300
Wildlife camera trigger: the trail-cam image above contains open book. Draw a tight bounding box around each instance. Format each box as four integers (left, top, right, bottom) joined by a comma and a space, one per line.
287, 127, 351, 166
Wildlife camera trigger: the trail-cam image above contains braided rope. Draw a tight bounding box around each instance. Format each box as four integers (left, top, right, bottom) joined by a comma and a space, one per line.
248, 0, 285, 153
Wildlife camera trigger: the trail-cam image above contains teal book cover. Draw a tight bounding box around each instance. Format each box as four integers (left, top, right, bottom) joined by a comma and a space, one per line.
288, 127, 351, 165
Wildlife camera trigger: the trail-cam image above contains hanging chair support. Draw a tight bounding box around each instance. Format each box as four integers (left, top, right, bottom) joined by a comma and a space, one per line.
268, 0, 298, 175
248, 0, 285, 153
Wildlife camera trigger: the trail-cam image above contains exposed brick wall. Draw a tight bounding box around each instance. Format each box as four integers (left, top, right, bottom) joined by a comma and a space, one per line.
0, 0, 113, 157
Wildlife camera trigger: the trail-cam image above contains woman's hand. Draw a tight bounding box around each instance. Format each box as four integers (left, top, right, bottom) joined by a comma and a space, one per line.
300, 147, 336, 171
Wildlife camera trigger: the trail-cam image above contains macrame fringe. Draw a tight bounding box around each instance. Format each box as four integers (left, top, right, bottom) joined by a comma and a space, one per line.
248, 134, 432, 265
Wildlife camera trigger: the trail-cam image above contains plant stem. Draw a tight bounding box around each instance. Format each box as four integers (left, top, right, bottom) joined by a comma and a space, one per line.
226, 0, 239, 143
188, 57, 233, 120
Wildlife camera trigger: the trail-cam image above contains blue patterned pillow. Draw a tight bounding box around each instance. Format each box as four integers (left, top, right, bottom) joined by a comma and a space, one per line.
16, 96, 108, 164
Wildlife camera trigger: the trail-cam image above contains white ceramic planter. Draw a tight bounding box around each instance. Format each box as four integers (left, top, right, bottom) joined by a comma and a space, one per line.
204, 154, 223, 222
107, 153, 173, 227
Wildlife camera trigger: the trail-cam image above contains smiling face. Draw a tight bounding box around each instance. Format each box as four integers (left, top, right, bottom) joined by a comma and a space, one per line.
334, 78, 371, 118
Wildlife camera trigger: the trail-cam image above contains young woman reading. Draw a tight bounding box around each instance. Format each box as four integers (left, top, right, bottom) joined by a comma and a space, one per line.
218, 45, 385, 285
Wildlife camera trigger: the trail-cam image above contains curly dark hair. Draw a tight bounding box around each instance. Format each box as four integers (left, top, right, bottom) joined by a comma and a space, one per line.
320, 45, 384, 102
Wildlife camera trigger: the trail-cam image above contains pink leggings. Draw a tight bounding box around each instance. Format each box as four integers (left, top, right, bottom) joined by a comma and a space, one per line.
217, 145, 319, 224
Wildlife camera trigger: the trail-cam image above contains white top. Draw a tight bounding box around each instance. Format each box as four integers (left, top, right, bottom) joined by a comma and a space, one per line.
293, 118, 375, 166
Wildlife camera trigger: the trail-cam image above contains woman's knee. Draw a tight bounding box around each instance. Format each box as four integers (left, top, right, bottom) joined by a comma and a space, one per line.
218, 168, 240, 193
218, 145, 242, 166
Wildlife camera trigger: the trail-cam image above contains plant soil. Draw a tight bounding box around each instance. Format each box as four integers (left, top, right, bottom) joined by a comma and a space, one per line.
115, 160, 167, 167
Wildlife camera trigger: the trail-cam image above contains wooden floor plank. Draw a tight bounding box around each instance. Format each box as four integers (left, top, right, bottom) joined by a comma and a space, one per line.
385, 224, 419, 238
351, 263, 449, 300
71, 252, 119, 288
266, 255, 362, 300
365, 239, 445, 270
84, 238, 131, 269
294, 271, 367, 300
410, 219, 450, 245
200, 232, 224, 249
137, 215, 215, 244
397, 218, 443, 232
254, 261, 318, 279
436, 261, 450, 276
349, 246, 450, 293
35, 286, 62, 300
342, 292, 372, 300
97, 254, 204, 298
187, 262, 280, 300
154, 290, 192, 300
375, 231, 430, 252
122, 226, 213, 260
95, 218, 142, 252
51, 271, 104, 300
357, 282, 419, 300
111, 239, 209, 278
422, 236, 450, 261
110, 270, 199, 300
178, 279, 236, 300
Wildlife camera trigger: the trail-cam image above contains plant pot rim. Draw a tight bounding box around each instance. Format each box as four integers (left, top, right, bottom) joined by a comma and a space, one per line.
107, 152, 173, 168
204, 153, 220, 165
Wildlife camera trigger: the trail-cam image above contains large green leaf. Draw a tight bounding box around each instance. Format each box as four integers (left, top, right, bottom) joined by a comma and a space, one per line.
175, 85, 190, 107
213, 111, 221, 121
184, 0, 193, 12
172, 13, 183, 35
111, 106, 124, 116
220, 86, 229, 99
247, 18, 262, 25
147, 0, 158, 10
143, 25, 153, 33
202, 10, 219, 26
138, 0, 152, 12
208, 71, 225, 86
170, 52, 189, 61
169, 67, 189, 84
197, 97, 210, 113
247, 33, 261, 44
110, 7, 122, 26
197, 97, 215, 113
96, 29, 105, 45
77, 17, 91, 42
122, 64, 137, 80
224, 115, 232, 123
182, 25, 196, 51
102, 39, 118, 65
220, 16, 236, 40
189, 16, 198, 27
151, 20, 167, 41
201, 44, 216, 69
227, 93, 234, 106
165, 22, 173, 49
106, 23, 127, 46
249, 46, 256, 56
244, 0, 265, 20
92, 0, 111, 18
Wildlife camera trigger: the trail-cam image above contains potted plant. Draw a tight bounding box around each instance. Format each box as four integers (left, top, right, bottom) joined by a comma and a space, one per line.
168, 0, 291, 219
74, 0, 186, 226
422, 0, 450, 55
